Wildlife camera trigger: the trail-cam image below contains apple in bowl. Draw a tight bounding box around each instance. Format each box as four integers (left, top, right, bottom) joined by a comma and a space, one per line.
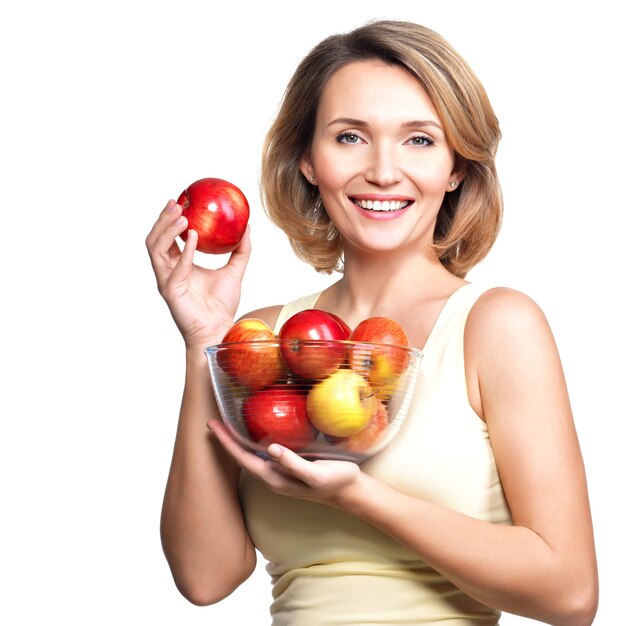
204, 312, 424, 462
348, 316, 410, 393
278, 309, 351, 379
328, 398, 389, 453
241, 385, 317, 451
306, 368, 378, 437
216, 318, 283, 390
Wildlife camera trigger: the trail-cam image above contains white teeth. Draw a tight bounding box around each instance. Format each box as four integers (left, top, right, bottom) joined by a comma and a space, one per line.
353, 199, 410, 211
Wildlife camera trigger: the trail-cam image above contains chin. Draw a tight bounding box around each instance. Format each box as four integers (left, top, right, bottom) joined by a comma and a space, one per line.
353, 236, 419, 256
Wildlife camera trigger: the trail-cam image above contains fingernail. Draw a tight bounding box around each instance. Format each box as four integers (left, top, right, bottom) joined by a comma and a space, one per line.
167, 200, 178, 212
268, 444, 282, 458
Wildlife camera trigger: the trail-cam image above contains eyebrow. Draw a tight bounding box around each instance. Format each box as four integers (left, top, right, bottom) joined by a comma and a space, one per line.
327, 117, 443, 131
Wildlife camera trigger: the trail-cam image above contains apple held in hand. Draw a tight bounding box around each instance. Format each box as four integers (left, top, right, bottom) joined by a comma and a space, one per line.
242, 385, 317, 451
278, 309, 350, 379
348, 317, 410, 390
217, 318, 283, 390
178, 177, 249, 254
306, 369, 377, 437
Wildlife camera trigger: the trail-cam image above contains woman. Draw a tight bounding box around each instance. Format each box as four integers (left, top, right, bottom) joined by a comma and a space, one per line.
146, 20, 598, 625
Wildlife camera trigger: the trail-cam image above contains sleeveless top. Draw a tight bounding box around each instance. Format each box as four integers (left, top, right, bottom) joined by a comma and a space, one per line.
239, 282, 512, 625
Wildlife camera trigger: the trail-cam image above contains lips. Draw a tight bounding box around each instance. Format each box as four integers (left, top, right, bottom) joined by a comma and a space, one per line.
350, 194, 414, 214
348, 195, 414, 221
351, 198, 412, 212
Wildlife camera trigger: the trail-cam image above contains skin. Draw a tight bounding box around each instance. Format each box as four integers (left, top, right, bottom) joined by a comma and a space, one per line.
146, 60, 598, 623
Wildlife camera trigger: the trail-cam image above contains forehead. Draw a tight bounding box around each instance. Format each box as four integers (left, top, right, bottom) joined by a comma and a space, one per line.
317, 60, 440, 124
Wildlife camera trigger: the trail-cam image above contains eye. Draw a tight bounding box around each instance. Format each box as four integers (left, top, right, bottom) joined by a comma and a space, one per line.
406, 135, 434, 147
336, 132, 363, 145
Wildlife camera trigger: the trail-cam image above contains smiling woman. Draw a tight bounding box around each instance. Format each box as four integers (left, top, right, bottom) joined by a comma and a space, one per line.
146, 18, 598, 626
261, 21, 502, 276
298, 61, 461, 255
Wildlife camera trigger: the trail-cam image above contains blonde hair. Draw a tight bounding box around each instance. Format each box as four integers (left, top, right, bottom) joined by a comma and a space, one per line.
261, 20, 502, 277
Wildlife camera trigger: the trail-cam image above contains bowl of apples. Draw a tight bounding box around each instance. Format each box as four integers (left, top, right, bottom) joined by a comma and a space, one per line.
205, 310, 424, 463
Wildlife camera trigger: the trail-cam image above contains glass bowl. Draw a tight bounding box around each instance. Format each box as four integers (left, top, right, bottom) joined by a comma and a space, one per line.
205, 339, 423, 463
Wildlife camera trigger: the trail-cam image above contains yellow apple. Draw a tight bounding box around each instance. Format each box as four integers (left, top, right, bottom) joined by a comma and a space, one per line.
335, 398, 389, 453
306, 369, 377, 437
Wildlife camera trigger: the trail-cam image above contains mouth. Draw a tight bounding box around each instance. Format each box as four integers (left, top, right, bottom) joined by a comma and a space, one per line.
350, 198, 413, 212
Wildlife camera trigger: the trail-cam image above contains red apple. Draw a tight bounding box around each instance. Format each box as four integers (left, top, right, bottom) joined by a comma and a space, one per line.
178, 177, 249, 254
242, 385, 317, 451
326, 312, 352, 337
278, 309, 350, 379
348, 317, 410, 390
217, 318, 283, 390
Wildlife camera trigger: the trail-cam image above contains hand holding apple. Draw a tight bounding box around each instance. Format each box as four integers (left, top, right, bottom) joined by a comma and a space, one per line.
178, 177, 249, 254
146, 198, 251, 350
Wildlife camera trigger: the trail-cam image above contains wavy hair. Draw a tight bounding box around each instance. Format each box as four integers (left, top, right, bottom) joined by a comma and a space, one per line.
260, 20, 502, 277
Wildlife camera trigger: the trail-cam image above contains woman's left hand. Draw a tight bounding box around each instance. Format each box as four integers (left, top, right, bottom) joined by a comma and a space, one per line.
207, 420, 361, 507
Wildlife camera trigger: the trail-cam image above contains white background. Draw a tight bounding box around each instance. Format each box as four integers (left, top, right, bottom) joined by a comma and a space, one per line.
1, 1, 623, 624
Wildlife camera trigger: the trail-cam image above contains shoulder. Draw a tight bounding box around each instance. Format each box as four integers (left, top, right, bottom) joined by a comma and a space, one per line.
236, 305, 284, 330
464, 286, 560, 419
465, 286, 553, 351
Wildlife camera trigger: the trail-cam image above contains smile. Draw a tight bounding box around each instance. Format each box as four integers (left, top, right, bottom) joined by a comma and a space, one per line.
351, 199, 412, 212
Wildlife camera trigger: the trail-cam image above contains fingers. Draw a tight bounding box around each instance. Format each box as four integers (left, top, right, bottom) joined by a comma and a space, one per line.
208, 421, 360, 505
209, 419, 314, 486
266, 444, 315, 481
146, 200, 188, 289
224, 224, 252, 281
208, 420, 271, 476
146, 201, 187, 258
267, 444, 361, 495
168, 228, 198, 287
145, 200, 179, 250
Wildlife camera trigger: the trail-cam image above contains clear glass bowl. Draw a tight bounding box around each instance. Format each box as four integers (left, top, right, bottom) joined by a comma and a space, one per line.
205, 339, 423, 463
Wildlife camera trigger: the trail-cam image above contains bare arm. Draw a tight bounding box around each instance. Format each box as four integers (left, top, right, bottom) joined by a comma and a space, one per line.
146, 201, 274, 604
159, 346, 256, 605
209, 288, 598, 624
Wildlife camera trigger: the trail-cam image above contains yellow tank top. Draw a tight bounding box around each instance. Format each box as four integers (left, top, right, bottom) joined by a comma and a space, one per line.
239, 283, 512, 625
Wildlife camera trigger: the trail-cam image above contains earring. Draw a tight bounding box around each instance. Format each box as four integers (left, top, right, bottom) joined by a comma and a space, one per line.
309, 176, 315, 182
449, 181, 458, 188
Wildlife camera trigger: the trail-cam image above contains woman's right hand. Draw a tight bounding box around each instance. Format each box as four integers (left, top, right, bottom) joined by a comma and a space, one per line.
145, 200, 251, 349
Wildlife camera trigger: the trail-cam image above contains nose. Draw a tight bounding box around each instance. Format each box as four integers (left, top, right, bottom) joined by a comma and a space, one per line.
364, 141, 402, 187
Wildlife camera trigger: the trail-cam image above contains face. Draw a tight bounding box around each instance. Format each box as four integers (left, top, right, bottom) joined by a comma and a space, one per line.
300, 60, 463, 257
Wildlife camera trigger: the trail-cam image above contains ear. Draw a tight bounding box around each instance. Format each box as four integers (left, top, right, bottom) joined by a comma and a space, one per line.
451, 156, 467, 185
447, 156, 467, 191
299, 151, 316, 185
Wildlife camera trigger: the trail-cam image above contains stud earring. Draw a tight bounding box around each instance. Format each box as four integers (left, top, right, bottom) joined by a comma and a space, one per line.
449, 181, 458, 188
309, 176, 315, 182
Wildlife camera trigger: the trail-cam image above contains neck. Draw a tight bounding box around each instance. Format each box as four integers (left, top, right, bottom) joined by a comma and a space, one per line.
322, 243, 462, 324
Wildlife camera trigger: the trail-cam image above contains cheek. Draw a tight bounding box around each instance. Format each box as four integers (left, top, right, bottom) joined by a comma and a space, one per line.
408, 157, 455, 192
312, 150, 354, 189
